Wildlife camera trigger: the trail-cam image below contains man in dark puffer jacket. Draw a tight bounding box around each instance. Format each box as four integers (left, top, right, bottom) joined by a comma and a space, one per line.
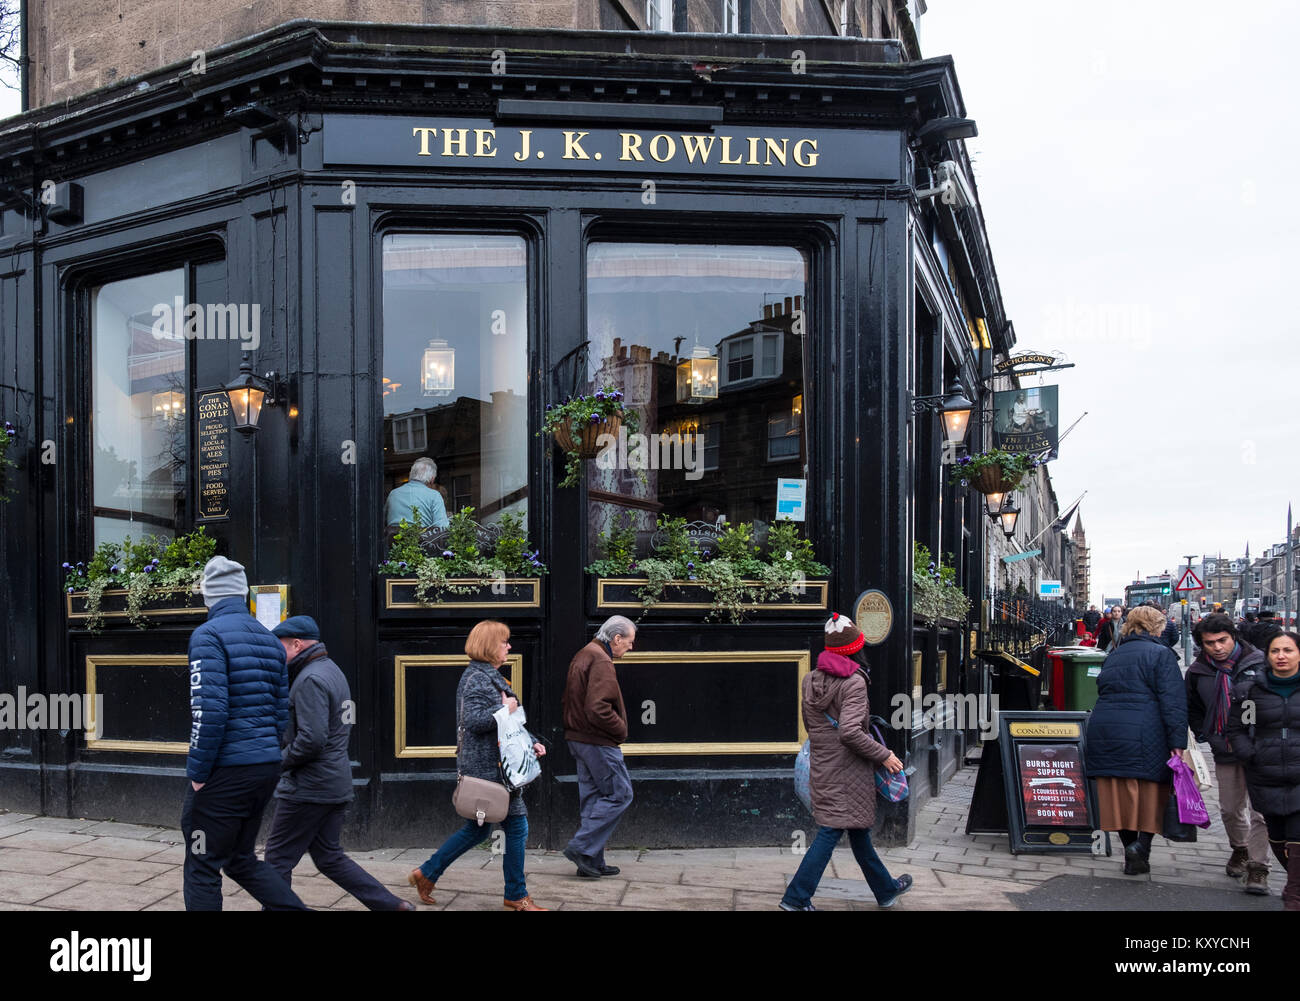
181, 556, 306, 911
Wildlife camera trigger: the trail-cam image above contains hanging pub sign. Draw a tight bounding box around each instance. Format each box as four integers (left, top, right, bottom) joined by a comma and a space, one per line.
965, 711, 1105, 855
993, 350, 1074, 375
195, 389, 232, 523
321, 115, 901, 182
993, 385, 1058, 458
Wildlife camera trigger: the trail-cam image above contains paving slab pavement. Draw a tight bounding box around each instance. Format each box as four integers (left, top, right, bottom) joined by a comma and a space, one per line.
0, 740, 1286, 912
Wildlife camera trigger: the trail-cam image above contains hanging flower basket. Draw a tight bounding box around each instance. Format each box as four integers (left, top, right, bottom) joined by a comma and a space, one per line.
973, 464, 1023, 495
552, 413, 622, 459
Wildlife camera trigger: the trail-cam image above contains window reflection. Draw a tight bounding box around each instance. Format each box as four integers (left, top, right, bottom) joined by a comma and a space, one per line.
381, 234, 528, 533
585, 243, 808, 555
92, 270, 187, 545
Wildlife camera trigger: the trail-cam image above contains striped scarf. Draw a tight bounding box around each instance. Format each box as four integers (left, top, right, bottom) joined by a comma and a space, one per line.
1206, 643, 1241, 736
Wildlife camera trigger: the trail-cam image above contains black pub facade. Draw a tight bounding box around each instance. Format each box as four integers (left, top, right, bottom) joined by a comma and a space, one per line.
0, 22, 1015, 848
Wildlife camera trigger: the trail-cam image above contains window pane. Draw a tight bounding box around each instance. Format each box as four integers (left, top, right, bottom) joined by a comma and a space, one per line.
586, 243, 808, 558
761, 333, 780, 376
382, 234, 528, 531
92, 269, 187, 546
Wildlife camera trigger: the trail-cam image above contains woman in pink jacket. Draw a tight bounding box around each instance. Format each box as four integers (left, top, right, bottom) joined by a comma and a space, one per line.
780, 613, 913, 911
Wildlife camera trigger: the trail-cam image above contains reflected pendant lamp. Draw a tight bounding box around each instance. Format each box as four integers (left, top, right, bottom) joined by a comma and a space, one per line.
422, 339, 455, 397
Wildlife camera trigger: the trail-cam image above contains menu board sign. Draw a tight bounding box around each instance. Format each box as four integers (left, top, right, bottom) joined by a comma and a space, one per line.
965, 711, 1103, 855
196, 390, 231, 523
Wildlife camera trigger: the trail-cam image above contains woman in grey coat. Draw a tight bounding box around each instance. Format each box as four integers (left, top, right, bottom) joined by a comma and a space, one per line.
407, 620, 547, 910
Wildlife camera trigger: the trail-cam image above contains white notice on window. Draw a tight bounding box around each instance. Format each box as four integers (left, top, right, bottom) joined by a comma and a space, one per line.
776, 478, 806, 522
255, 590, 283, 631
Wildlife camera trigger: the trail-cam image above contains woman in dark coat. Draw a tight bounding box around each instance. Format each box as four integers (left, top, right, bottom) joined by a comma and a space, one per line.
1085, 605, 1187, 874
1227, 631, 1300, 910
779, 613, 912, 911
407, 620, 548, 911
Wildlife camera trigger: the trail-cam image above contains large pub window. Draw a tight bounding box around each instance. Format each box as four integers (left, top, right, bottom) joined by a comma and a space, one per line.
91, 269, 188, 546
380, 234, 529, 532
585, 242, 809, 560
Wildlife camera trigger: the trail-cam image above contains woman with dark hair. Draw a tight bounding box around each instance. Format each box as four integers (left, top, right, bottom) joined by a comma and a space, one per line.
779, 613, 912, 911
1227, 631, 1300, 910
1085, 605, 1188, 875
407, 620, 548, 911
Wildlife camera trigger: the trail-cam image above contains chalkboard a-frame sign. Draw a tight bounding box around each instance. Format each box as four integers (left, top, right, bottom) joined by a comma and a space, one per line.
965, 711, 1108, 856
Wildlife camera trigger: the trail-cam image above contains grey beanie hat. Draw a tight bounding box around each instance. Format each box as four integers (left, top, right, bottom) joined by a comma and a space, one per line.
201, 556, 248, 607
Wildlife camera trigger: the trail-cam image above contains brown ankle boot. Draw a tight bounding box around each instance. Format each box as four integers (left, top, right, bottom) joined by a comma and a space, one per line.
1244, 862, 1270, 895
1225, 846, 1250, 878
407, 868, 437, 905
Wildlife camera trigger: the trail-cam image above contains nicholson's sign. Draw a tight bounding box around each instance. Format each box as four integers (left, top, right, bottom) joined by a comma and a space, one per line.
322, 115, 900, 181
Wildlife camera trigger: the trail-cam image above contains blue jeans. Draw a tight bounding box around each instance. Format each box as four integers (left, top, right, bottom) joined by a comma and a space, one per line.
781, 826, 898, 908
418, 813, 529, 901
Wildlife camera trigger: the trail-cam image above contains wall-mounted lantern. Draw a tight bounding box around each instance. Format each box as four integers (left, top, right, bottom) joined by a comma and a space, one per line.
999, 498, 1021, 539
223, 352, 286, 436
911, 380, 974, 448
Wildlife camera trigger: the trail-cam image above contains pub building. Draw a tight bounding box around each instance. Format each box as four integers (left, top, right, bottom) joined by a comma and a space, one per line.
0, 21, 1024, 848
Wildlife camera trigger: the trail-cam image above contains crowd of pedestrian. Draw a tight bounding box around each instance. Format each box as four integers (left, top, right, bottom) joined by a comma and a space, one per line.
1080, 598, 1300, 910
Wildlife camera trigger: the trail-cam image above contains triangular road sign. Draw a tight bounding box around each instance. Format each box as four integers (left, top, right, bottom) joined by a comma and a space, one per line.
1175, 568, 1204, 591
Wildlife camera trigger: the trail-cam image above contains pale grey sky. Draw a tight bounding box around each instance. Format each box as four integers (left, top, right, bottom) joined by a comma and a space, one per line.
923, 1, 1299, 602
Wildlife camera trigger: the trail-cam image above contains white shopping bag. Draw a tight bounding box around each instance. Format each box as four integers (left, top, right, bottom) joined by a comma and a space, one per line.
494, 704, 541, 791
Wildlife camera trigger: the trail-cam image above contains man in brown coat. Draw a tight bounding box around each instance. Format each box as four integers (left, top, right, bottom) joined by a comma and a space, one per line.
561, 615, 635, 878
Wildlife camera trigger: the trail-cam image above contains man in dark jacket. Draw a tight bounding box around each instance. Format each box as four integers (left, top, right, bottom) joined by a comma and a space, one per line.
182, 557, 306, 910
1186, 612, 1270, 893
1083, 605, 1102, 634
561, 615, 634, 879
263, 616, 414, 911
1162, 612, 1180, 650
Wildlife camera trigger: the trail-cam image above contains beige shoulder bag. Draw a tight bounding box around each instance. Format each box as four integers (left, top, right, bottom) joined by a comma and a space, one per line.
451, 693, 509, 826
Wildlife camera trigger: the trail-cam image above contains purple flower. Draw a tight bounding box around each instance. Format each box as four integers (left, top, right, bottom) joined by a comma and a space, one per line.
110, 564, 121, 574
687, 562, 695, 570
441, 550, 454, 559
589, 412, 601, 423
143, 565, 154, 574
958, 456, 971, 465
629, 562, 638, 572
595, 391, 605, 400
67, 587, 74, 594
62, 562, 70, 569
398, 561, 408, 570
688, 575, 697, 581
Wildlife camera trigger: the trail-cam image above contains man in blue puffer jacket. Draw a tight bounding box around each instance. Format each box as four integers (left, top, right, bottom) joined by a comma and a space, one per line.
181, 556, 307, 910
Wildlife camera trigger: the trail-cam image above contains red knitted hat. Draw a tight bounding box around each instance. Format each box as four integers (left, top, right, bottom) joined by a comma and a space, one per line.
824, 612, 865, 656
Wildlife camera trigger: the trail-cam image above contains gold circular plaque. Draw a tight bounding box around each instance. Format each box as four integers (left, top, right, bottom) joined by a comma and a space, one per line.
1048, 831, 1070, 846
854, 589, 893, 646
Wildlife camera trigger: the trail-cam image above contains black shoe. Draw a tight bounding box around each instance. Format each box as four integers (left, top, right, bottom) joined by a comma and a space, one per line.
878, 873, 913, 908
563, 847, 603, 878
596, 864, 621, 876
1123, 843, 1150, 875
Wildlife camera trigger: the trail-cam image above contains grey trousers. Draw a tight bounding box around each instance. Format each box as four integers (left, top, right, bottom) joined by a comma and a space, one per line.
1217, 760, 1271, 867
566, 741, 633, 865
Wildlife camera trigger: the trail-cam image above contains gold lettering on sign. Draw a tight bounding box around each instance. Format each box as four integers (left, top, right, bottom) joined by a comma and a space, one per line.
442, 128, 469, 157
473, 129, 497, 158
513, 130, 533, 161
718, 135, 743, 165
648, 134, 676, 163
412, 127, 437, 156
793, 138, 820, 167
746, 136, 761, 165
681, 134, 716, 163
763, 138, 788, 166
563, 131, 591, 160
620, 133, 644, 161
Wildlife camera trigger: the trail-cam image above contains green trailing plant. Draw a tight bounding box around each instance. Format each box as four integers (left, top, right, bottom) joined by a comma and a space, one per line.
539, 387, 641, 488
378, 505, 546, 606
947, 448, 1039, 489
64, 527, 217, 631
597, 515, 829, 624
912, 542, 972, 626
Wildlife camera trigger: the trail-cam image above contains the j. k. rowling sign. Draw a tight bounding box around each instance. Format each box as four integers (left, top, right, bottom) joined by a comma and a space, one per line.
322, 115, 900, 182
